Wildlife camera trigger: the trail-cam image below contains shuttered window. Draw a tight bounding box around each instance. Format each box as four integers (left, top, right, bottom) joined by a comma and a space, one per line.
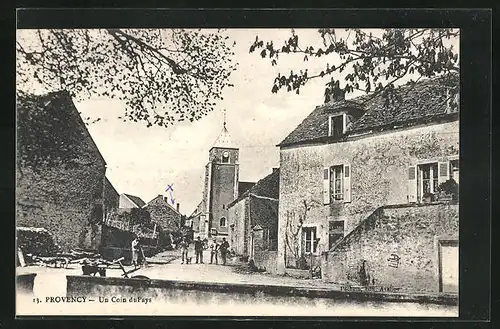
408, 165, 418, 203
324, 164, 351, 203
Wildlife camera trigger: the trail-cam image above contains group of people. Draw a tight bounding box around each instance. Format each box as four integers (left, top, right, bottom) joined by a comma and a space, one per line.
179, 236, 230, 265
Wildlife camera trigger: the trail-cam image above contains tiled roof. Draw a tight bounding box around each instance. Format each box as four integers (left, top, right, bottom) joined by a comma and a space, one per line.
17, 90, 107, 165
211, 124, 237, 149
229, 168, 280, 208
279, 74, 459, 147
249, 195, 279, 231
238, 181, 255, 196
144, 195, 181, 214
123, 193, 146, 208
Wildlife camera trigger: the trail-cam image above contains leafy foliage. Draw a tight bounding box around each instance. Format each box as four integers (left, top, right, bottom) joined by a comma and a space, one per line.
250, 28, 459, 108
17, 29, 237, 127
119, 208, 152, 226
437, 178, 459, 200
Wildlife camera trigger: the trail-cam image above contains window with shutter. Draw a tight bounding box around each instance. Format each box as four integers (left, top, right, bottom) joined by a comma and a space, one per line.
330, 165, 344, 201
323, 168, 330, 204
438, 161, 450, 185
343, 164, 351, 202
408, 165, 418, 203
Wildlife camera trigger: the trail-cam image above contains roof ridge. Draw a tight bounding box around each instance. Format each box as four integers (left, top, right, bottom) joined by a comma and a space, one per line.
229, 169, 279, 207
279, 74, 459, 147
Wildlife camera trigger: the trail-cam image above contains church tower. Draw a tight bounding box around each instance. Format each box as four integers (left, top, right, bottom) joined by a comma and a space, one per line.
201, 114, 239, 238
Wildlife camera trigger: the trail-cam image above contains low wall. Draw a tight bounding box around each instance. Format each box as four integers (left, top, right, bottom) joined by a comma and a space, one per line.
322, 203, 459, 293
66, 275, 458, 306
17, 273, 37, 295
254, 250, 278, 275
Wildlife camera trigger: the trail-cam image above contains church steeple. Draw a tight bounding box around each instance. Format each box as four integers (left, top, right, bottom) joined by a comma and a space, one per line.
211, 109, 237, 150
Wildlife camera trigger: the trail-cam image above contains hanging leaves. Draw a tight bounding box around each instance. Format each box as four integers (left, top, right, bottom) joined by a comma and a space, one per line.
17, 29, 238, 128
249, 28, 459, 105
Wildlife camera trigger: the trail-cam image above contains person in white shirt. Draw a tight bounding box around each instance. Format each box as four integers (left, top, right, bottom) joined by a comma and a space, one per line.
209, 238, 219, 264
131, 236, 140, 268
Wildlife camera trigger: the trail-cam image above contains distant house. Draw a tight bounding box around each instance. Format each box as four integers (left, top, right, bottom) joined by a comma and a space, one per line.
143, 195, 182, 232
277, 75, 459, 292
227, 168, 279, 273
119, 193, 146, 210
16, 90, 110, 251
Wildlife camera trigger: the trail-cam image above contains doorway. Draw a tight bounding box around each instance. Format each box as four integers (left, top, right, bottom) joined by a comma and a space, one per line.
438, 240, 459, 293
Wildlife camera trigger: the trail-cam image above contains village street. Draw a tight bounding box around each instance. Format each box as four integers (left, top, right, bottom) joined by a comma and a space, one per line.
17, 247, 341, 298
16, 248, 458, 317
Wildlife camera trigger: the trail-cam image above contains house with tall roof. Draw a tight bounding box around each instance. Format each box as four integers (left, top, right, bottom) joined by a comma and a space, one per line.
189, 119, 255, 240
227, 167, 280, 270
276, 75, 459, 293
16, 91, 119, 251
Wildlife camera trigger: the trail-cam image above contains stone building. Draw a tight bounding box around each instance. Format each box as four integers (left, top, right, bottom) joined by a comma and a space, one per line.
227, 168, 279, 272
143, 195, 182, 232
276, 75, 459, 293
189, 120, 254, 239
16, 91, 115, 251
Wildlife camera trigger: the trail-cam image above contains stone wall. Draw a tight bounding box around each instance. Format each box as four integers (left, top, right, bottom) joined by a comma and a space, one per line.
104, 178, 119, 213
322, 203, 459, 292
251, 227, 278, 274
227, 198, 248, 255
16, 94, 107, 252
277, 121, 459, 273
210, 164, 237, 235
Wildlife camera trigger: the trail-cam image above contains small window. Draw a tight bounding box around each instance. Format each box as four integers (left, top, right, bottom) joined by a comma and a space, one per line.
303, 227, 318, 253
329, 114, 345, 139
419, 163, 439, 197
328, 221, 344, 249
221, 151, 230, 163
330, 165, 344, 201
219, 217, 227, 227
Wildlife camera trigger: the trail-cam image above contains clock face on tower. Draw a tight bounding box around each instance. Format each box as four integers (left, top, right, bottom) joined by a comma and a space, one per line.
222, 151, 230, 163
223, 151, 229, 157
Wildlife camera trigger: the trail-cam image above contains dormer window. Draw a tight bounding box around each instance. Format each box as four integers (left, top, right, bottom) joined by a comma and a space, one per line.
329, 114, 346, 139
221, 151, 230, 163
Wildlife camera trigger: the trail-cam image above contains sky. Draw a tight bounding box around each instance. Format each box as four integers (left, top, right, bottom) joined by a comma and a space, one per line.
19, 29, 459, 215
74, 29, 350, 215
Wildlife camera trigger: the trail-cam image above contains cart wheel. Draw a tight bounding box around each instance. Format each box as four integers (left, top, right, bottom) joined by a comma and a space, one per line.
131, 275, 150, 280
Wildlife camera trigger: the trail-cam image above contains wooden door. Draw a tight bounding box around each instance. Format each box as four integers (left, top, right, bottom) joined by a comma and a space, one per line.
439, 240, 459, 293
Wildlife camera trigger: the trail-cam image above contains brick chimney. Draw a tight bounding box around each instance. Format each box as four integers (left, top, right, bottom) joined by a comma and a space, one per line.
176, 203, 180, 213
324, 82, 346, 103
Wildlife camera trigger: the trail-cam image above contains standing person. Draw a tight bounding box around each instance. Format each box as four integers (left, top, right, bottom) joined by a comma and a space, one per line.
179, 236, 189, 264
209, 238, 219, 264
194, 236, 204, 264
219, 237, 230, 265
131, 236, 140, 268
